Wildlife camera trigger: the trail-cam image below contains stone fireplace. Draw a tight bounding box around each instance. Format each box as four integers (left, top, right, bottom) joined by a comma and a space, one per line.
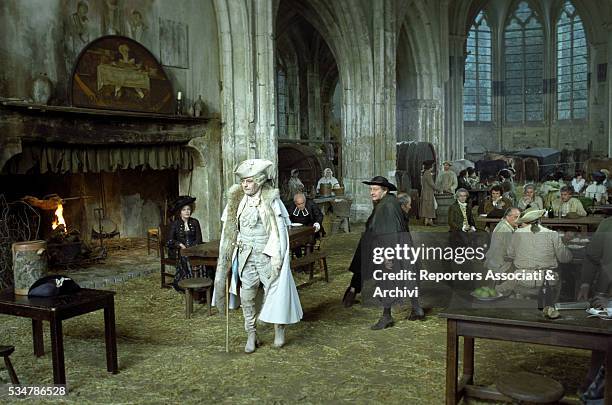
0, 101, 222, 242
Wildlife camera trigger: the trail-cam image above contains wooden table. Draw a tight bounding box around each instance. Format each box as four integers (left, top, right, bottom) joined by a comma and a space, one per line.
182, 226, 316, 266
477, 215, 605, 232
440, 308, 612, 404
0, 288, 118, 384
589, 204, 612, 216
313, 195, 335, 216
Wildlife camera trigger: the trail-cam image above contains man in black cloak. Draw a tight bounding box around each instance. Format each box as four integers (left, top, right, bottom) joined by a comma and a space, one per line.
342, 176, 424, 329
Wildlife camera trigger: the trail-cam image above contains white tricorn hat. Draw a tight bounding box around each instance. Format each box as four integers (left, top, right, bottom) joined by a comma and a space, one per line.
234, 159, 273, 179
517, 209, 546, 224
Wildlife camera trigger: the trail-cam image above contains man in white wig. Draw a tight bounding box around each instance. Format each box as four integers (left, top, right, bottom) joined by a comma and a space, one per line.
214, 159, 303, 353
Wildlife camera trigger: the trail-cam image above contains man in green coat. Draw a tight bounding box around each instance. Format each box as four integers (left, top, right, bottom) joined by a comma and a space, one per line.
448, 188, 476, 247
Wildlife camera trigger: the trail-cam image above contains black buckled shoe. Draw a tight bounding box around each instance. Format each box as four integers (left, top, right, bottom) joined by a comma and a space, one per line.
342, 287, 357, 308
370, 315, 394, 330
407, 307, 426, 321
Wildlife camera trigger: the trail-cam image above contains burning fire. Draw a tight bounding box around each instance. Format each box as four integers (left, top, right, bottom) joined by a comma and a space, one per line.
51, 202, 67, 232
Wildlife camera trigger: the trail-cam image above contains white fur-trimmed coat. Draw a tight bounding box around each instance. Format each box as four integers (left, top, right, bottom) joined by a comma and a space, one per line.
213, 184, 303, 324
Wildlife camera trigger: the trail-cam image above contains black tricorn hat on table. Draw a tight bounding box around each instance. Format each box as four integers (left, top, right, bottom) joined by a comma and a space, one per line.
170, 195, 196, 213
362, 176, 397, 191
28, 275, 80, 297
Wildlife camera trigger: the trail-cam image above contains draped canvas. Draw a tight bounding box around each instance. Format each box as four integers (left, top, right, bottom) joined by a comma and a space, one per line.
5, 144, 194, 174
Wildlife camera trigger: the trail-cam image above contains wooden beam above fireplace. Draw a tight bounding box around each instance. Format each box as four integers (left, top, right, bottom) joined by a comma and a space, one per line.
0, 99, 220, 145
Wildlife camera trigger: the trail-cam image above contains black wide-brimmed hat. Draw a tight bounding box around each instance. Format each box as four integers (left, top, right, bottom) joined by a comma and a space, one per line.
28, 275, 80, 297
170, 195, 196, 213
362, 176, 397, 191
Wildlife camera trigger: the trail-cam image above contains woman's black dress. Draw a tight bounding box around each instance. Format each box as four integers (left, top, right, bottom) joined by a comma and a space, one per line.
166, 217, 203, 291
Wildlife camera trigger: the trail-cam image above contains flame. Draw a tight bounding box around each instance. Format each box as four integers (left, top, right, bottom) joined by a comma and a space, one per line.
51, 202, 67, 232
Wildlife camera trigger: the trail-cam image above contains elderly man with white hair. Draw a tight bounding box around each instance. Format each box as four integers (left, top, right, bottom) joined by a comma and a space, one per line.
214, 159, 303, 353
485, 207, 520, 274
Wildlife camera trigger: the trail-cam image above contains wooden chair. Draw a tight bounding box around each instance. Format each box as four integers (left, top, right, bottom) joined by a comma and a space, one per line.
158, 224, 177, 289
0, 345, 19, 384
146, 228, 159, 256
330, 199, 352, 233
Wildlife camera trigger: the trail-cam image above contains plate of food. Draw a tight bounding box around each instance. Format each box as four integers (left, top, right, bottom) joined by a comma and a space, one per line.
470, 287, 504, 301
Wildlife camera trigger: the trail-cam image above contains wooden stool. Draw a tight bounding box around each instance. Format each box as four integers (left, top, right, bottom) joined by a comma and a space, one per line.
177, 277, 213, 319
291, 250, 329, 283
147, 228, 159, 256
0, 345, 20, 384
496, 372, 564, 404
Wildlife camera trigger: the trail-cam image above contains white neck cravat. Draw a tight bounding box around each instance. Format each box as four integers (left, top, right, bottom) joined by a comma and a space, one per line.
292, 207, 309, 216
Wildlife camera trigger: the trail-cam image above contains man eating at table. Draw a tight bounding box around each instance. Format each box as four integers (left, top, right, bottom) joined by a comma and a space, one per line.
287, 192, 324, 257
552, 186, 587, 218
496, 209, 572, 299
485, 207, 520, 274
483, 185, 512, 218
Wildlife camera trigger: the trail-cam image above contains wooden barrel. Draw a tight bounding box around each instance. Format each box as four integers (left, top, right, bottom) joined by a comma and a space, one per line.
320, 184, 332, 197
12, 240, 47, 295
334, 186, 345, 196
436, 194, 454, 225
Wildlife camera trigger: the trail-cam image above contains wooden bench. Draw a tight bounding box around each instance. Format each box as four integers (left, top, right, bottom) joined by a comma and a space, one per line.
291, 250, 328, 288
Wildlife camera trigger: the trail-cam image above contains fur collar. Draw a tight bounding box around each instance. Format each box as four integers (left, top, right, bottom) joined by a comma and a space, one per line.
214, 184, 281, 293
226, 184, 280, 209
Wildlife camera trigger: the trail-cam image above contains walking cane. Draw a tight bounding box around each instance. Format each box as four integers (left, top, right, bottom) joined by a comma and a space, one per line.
225, 277, 229, 353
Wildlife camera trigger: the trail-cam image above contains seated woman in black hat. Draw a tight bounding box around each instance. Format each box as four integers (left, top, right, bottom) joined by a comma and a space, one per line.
167, 196, 204, 291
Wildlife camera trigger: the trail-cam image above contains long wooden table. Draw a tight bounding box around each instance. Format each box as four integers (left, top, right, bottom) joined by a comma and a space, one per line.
181, 225, 316, 267
0, 288, 118, 384
440, 308, 612, 404
477, 215, 605, 233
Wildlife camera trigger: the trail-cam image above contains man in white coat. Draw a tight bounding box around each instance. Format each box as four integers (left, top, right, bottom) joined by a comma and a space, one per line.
214, 159, 303, 353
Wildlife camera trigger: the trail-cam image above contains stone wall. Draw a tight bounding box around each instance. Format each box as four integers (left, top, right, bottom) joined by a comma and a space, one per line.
0, 0, 220, 114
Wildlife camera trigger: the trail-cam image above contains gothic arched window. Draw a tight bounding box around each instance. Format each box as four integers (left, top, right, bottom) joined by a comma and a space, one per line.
464, 10, 492, 122
556, 1, 588, 120
276, 66, 288, 137
504, 1, 544, 122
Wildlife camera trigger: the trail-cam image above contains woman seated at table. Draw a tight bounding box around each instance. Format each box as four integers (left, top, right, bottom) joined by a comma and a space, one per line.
167, 195, 204, 291
518, 184, 543, 213
467, 167, 480, 189
585, 171, 609, 204
571, 170, 586, 194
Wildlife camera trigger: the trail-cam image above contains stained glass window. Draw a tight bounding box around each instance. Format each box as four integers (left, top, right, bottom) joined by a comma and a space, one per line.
464, 10, 492, 122
556, 1, 588, 120
504, 1, 544, 122
277, 67, 288, 136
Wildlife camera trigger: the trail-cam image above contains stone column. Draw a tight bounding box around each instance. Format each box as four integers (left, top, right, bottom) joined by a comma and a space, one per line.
180, 130, 223, 241
608, 26, 612, 157
307, 58, 323, 141
444, 34, 465, 162
406, 99, 443, 152
214, 0, 277, 190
